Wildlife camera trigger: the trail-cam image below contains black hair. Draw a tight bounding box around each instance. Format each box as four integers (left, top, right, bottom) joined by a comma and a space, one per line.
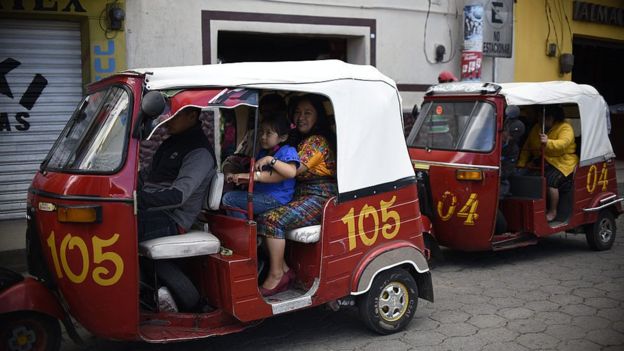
545, 105, 565, 123
260, 111, 291, 139
259, 93, 287, 115
179, 106, 201, 121
289, 94, 336, 152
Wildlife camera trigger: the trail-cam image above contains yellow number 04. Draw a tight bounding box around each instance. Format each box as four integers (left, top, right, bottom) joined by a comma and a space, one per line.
437, 191, 479, 225
47, 232, 124, 286
586, 163, 608, 194
342, 196, 401, 251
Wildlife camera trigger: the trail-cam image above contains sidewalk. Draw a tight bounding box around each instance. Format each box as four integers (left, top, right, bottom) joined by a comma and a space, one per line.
1, 160, 624, 273
0, 219, 27, 272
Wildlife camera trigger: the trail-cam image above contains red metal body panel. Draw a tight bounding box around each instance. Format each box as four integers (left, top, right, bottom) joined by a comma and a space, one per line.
412, 93, 622, 252
22, 75, 431, 343
28, 75, 143, 340
349, 240, 423, 293
0, 278, 65, 319
409, 96, 504, 251
320, 184, 425, 300
202, 214, 273, 322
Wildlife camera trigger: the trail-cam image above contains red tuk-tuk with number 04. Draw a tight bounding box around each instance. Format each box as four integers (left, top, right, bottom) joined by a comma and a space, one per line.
407, 81, 621, 253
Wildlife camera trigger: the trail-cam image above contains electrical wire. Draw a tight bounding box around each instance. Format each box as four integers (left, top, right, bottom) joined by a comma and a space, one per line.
545, 0, 559, 55
553, 0, 564, 51
98, 0, 119, 40
423, 0, 435, 64
422, 0, 457, 65
545, 0, 552, 46
560, 0, 573, 47
260, 0, 449, 13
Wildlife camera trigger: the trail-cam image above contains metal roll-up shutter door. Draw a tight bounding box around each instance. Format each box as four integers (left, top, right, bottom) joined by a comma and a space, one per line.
0, 19, 83, 220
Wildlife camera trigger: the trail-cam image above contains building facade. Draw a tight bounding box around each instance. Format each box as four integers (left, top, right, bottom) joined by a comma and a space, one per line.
0, 0, 621, 237
514, 0, 624, 158
0, 0, 127, 221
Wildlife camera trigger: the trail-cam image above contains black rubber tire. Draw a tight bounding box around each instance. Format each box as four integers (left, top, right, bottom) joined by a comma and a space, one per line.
585, 210, 616, 251
155, 260, 201, 312
357, 268, 418, 335
0, 312, 61, 351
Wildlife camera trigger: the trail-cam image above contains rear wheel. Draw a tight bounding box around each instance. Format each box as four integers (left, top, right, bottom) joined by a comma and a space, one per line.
357, 268, 418, 335
585, 210, 616, 251
0, 312, 61, 351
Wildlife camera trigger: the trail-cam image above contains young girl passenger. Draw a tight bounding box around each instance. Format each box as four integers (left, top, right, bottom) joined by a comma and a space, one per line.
221, 111, 299, 218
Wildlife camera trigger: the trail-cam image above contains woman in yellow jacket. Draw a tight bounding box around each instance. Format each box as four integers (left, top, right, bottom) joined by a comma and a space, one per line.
517, 105, 579, 222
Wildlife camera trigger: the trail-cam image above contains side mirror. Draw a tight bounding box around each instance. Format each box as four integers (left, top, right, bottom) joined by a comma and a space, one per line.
141, 91, 166, 119
504, 105, 520, 119
133, 91, 166, 139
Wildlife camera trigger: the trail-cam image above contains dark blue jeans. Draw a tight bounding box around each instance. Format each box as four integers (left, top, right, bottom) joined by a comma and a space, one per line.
138, 209, 178, 242
221, 191, 282, 219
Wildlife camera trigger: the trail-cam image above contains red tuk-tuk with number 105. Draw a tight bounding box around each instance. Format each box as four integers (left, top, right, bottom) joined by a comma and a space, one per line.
0, 60, 434, 351
407, 81, 621, 253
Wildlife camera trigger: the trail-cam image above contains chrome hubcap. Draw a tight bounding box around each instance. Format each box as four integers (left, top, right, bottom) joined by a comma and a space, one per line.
8, 326, 37, 351
378, 282, 409, 322
598, 218, 613, 243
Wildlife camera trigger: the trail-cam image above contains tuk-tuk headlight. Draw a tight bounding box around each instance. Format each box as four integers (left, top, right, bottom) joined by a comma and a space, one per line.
456, 169, 483, 181
57, 205, 101, 223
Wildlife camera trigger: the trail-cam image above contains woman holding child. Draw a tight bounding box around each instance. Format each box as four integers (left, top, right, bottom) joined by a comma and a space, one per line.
255, 94, 337, 297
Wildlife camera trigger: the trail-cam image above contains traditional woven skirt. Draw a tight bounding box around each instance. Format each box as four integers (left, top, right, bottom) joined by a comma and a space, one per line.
256, 181, 337, 239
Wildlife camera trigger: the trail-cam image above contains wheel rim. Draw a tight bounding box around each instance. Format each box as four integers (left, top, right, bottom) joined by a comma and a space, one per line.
377, 281, 409, 322
598, 217, 613, 243
7, 321, 46, 351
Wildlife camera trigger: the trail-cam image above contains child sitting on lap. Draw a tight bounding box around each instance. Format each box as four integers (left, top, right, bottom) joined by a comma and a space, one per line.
222, 112, 299, 218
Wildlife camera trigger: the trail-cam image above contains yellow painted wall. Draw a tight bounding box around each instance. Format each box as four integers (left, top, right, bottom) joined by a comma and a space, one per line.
514, 0, 624, 82
0, 0, 127, 84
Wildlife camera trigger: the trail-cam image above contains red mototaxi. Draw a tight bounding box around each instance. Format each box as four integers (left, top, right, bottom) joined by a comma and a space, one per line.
407, 81, 622, 253
0, 60, 434, 350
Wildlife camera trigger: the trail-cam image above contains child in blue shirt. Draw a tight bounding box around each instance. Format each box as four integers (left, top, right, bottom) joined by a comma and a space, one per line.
222, 111, 299, 218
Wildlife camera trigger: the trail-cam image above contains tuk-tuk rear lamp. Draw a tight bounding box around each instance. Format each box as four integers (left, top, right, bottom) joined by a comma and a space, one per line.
57, 206, 101, 223
456, 169, 483, 181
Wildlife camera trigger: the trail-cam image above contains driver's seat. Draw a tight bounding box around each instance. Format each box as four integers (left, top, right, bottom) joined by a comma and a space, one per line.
138, 172, 223, 312
139, 172, 224, 260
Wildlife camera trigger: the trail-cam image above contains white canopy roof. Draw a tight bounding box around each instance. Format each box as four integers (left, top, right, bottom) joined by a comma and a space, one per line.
128, 60, 414, 197
498, 81, 614, 166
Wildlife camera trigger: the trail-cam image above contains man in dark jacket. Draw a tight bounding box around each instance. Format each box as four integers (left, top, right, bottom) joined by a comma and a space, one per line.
138, 107, 216, 241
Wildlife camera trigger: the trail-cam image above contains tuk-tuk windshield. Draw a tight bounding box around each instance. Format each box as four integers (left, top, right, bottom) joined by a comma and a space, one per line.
407, 101, 496, 152
43, 86, 131, 173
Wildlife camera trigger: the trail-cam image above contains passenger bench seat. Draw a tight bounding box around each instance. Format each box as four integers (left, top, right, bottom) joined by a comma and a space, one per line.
285, 225, 321, 244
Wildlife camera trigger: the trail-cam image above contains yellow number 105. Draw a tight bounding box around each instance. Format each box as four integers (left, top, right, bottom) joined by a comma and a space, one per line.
341, 196, 401, 251
47, 231, 124, 287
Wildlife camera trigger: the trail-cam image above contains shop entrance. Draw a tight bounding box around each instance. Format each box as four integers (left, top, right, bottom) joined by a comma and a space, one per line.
573, 36, 624, 159
217, 31, 347, 63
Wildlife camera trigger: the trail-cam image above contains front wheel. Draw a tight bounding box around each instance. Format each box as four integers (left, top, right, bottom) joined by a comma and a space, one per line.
585, 210, 616, 251
0, 312, 61, 351
357, 268, 418, 335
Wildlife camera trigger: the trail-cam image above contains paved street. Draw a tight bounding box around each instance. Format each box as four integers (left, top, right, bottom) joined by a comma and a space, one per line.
60, 215, 624, 351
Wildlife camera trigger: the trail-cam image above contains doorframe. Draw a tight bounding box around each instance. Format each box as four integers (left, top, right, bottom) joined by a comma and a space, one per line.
201, 10, 376, 66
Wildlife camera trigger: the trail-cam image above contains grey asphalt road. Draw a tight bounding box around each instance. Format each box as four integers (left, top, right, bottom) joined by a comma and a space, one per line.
62, 215, 624, 351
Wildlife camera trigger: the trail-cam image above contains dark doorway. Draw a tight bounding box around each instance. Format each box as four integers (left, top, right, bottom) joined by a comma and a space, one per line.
573, 36, 624, 158
217, 31, 347, 63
